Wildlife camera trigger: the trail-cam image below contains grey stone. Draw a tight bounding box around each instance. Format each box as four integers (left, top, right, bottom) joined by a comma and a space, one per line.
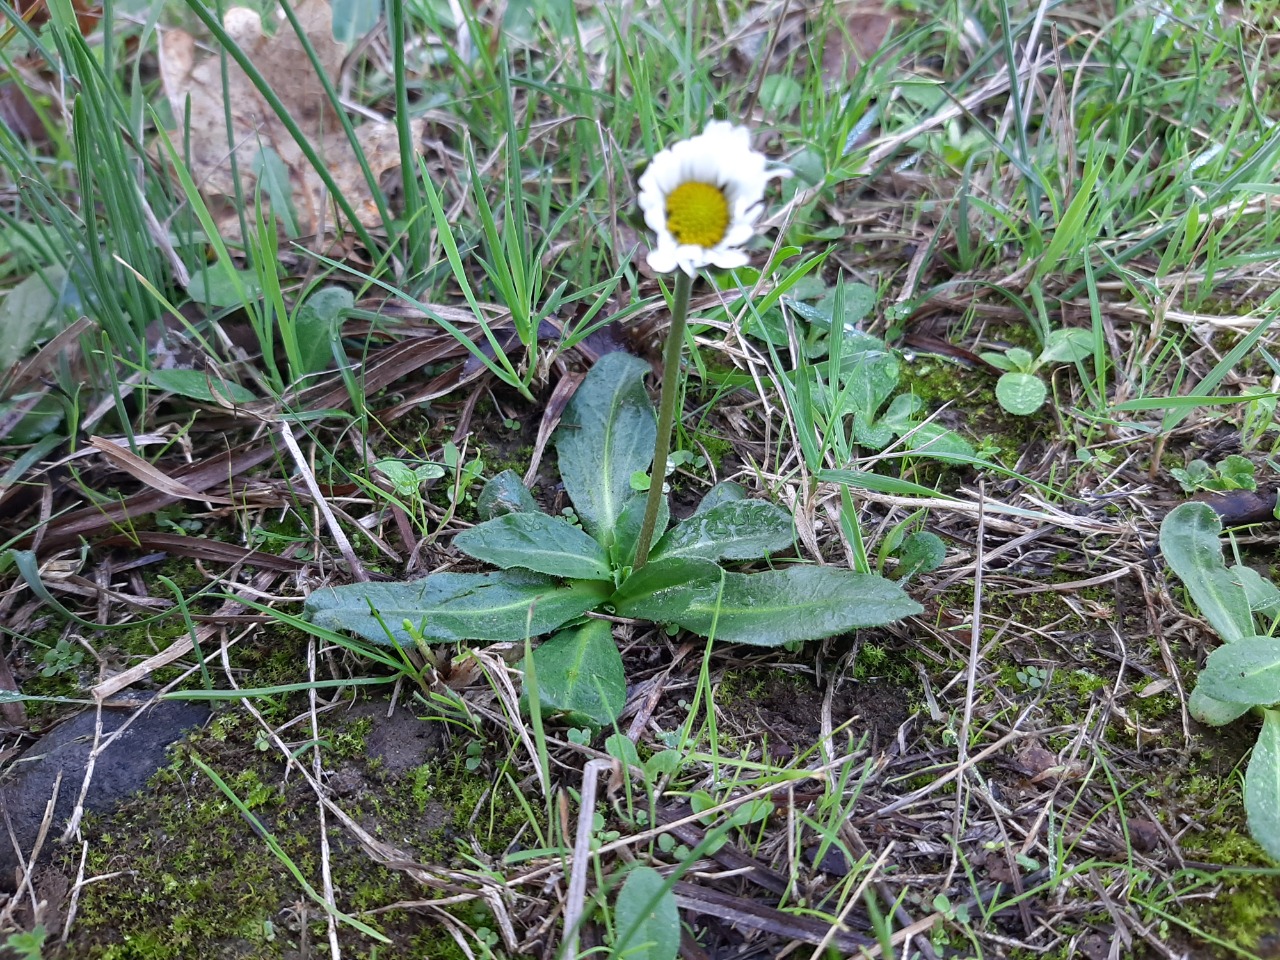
0, 698, 209, 890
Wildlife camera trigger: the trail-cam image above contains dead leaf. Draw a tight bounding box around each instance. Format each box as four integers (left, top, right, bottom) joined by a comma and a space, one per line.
821, 2, 895, 82
0, 81, 45, 145
12, 0, 100, 37
157, 0, 422, 241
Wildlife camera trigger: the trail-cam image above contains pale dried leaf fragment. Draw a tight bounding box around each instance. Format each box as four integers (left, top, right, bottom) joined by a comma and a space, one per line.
158, 0, 422, 240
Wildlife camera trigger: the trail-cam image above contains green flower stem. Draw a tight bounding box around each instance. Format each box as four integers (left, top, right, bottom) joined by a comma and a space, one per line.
633, 270, 693, 570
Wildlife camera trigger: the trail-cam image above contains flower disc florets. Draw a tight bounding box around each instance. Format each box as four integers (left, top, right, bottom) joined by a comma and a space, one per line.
637, 121, 788, 276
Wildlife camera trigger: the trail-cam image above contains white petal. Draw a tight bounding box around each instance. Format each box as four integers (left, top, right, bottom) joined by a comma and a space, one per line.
674, 244, 712, 271
642, 205, 668, 233
709, 248, 750, 270
647, 244, 679, 274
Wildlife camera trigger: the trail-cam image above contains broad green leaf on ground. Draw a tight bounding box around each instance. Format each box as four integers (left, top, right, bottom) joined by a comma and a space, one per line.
528, 619, 625, 727
1160, 503, 1254, 644
901, 422, 976, 462
851, 411, 895, 449
454, 512, 613, 581
895, 532, 946, 579
1040, 327, 1094, 364
824, 283, 878, 330
291, 286, 352, 376
692, 481, 746, 516
612, 557, 723, 607
614, 566, 922, 646
1199, 636, 1280, 706
651, 499, 794, 563
874, 393, 924, 434
839, 339, 898, 416
759, 74, 804, 114
1189, 684, 1254, 727
605, 733, 641, 769
613, 490, 667, 568
0, 267, 65, 368
187, 264, 263, 308
253, 147, 300, 236
476, 469, 539, 520
0, 395, 65, 444
995, 372, 1047, 414
1245, 708, 1280, 861
554, 352, 656, 549
305, 572, 608, 646
149, 368, 256, 404
330, 0, 380, 43
613, 865, 680, 960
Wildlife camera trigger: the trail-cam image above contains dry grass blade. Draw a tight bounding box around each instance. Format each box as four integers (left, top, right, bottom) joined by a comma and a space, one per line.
670, 880, 875, 952
89, 547, 298, 702
24, 440, 281, 552
95, 532, 305, 574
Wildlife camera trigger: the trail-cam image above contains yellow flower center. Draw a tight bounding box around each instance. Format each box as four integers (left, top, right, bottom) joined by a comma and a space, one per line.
665, 181, 730, 247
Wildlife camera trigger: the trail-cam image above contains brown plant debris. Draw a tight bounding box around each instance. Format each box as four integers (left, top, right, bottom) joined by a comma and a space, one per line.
157, 0, 423, 240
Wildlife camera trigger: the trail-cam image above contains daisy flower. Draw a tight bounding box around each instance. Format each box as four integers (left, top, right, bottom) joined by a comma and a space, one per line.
637, 121, 789, 276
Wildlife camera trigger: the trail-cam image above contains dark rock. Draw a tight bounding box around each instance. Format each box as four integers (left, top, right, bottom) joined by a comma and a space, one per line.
0, 698, 209, 890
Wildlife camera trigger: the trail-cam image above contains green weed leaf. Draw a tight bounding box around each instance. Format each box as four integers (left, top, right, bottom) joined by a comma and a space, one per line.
895, 532, 946, 579
555, 352, 656, 550
292, 286, 351, 376
614, 566, 921, 646
1189, 684, 1253, 726
305, 573, 608, 646
995, 372, 1047, 415
188, 264, 263, 308
528, 619, 625, 727
651, 499, 794, 563
331, 0, 380, 42
851, 411, 896, 449
1236, 565, 1280, 616
149, 369, 256, 405
3, 925, 47, 960
1039, 328, 1093, 364
1159, 502, 1254, 644
1004, 347, 1037, 371
614, 488, 669, 568
839, 345, 899, 421
0, 268, 65, 368
454, 513, 613, 581
901, 422, 975, 462
692, 481, 747, 516
612, 558, 723, 606
613, 865, 679, 960
759, 75, 804, 114
1245, 708, 1280, 861
476, 469, 539, 520
1199, 636, 1280, 706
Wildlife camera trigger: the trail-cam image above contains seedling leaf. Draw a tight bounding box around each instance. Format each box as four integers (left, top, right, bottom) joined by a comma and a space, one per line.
995, 372, 1047, 415
613, 865, 679, 960
476, 469, 539, 520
